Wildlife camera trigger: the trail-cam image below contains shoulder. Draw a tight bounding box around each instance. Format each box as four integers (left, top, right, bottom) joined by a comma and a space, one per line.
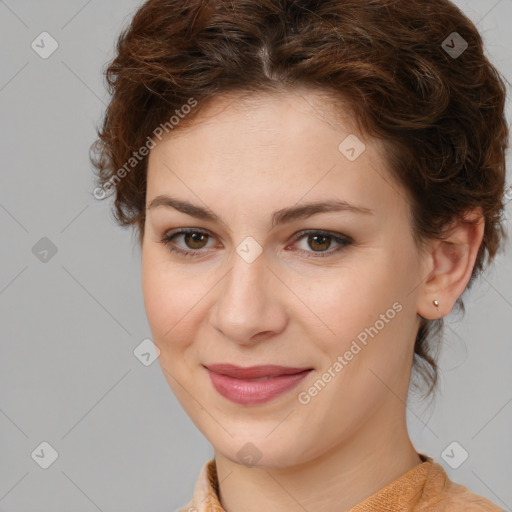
416, 461, 504, 511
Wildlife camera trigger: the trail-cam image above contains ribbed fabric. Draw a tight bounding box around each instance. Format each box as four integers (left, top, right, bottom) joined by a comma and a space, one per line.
177, 453, 504, 511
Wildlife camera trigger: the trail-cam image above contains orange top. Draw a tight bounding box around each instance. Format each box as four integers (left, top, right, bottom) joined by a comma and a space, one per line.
177, 454, 503, 511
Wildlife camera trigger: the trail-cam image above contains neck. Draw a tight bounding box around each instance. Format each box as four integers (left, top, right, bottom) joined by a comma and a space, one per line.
214, 409, 422, 512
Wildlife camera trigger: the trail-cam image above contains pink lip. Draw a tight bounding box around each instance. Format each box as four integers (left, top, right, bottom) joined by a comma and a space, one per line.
204, 364, 313, 405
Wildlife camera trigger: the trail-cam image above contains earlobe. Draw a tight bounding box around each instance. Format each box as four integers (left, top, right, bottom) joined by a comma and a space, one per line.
416, 208, 485, 320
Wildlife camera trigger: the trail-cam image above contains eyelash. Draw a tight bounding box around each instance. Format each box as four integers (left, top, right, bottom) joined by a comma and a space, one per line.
159, 228, 353, 259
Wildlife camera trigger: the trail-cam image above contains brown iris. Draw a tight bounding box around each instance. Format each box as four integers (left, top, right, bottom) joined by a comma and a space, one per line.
184, 232, 209, 249
308, 234, 331, 252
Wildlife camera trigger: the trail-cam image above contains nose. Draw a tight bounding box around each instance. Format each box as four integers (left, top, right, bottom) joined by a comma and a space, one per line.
210, 247, 288, 345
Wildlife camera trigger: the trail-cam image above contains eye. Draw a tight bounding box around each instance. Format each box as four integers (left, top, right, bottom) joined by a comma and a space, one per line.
288, 229, 353, 258
159, 228, 353, 258
159, 228, 215, 257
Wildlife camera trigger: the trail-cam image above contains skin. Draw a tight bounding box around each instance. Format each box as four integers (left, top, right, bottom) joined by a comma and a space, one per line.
141, 88, 484, 512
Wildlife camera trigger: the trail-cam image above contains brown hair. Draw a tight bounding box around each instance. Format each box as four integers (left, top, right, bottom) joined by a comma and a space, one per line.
90, 0, 509, 398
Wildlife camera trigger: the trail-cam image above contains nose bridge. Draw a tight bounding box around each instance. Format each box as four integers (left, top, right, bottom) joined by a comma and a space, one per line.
224, 232, 268, 299
212, 244, 285, 342
222, 247, 268, 316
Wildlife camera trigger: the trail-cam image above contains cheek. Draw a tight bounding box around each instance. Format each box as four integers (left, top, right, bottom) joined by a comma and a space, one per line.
141, 249, 220, 361
141, 251, 192, 345
296, 265, 389, 332
296, 254, 411, 361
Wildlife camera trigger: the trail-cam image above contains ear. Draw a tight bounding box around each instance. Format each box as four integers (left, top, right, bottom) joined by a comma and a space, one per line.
417, 208, 485, 320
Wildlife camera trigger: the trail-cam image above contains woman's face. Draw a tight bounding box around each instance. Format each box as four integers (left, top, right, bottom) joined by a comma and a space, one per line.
142, 89, 428, 467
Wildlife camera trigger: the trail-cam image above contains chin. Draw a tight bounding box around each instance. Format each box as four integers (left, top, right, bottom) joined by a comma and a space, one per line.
211, 431, 312, 470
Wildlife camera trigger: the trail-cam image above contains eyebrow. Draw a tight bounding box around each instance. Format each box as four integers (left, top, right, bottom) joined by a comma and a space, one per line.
147, 194, 374, 229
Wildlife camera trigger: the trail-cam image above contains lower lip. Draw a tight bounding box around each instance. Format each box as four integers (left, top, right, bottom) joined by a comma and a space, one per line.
206, 368, 312, 405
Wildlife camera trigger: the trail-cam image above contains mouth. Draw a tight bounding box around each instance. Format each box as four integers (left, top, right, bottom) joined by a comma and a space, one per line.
204, 363, 313, 379
203, 363, 314, 405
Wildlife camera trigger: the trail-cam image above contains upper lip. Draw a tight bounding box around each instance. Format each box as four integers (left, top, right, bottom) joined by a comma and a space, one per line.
204, 363, 313, 379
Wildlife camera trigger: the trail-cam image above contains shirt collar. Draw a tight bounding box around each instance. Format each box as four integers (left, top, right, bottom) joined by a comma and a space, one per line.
179, 453, 443, 512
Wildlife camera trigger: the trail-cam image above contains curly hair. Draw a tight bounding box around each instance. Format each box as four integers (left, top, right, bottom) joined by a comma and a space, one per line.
90, 0, 509, 399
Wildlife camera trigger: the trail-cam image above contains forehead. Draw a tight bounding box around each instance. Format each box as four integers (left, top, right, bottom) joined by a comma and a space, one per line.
146, 88, 406, 220
169, 87, 361, 142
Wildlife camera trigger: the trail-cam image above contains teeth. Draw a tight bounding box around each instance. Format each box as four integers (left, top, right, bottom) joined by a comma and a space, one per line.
245, 376, 272, 381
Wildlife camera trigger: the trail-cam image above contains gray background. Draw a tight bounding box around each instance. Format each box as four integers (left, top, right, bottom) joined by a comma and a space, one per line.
1, 0, 511, 510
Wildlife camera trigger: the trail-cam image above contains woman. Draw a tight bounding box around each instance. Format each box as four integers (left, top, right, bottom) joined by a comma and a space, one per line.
91, 0, 508, 510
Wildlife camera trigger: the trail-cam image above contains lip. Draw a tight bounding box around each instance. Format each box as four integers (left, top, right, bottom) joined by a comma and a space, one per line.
204, 364, 313, 405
